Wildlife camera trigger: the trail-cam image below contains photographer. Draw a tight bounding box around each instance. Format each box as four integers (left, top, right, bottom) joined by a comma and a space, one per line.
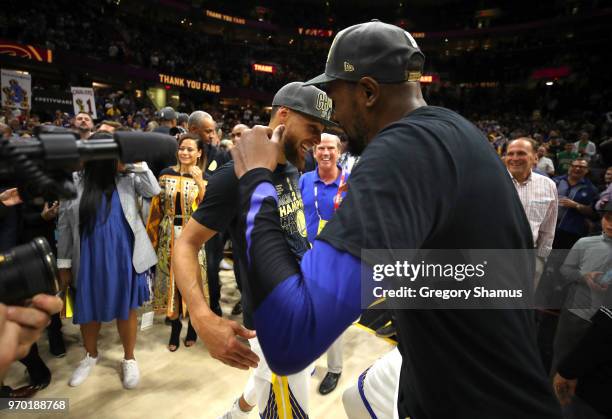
1, 189, 63, 382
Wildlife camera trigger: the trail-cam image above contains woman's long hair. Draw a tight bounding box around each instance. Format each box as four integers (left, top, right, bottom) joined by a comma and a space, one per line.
79, 132, 118, 235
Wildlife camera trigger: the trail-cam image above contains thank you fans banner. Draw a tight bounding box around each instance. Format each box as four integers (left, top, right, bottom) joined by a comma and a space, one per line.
1, 69, 31, 110
70, 87, 97, 119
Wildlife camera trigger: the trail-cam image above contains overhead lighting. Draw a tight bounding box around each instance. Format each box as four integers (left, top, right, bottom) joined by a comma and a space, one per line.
546, 81, 554, 86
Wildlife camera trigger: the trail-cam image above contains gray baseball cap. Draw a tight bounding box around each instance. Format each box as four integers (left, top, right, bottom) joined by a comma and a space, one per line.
272, 82, 337, 126
304, 20, 425, 86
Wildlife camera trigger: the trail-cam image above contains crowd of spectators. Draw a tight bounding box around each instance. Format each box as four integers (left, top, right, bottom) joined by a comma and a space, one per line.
1, 0, 327, 95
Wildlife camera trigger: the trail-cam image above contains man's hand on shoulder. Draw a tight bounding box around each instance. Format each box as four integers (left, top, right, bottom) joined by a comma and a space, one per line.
231, 125, 283, 178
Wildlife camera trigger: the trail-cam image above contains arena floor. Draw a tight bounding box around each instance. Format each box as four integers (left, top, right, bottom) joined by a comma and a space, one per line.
4, 268, 394, 418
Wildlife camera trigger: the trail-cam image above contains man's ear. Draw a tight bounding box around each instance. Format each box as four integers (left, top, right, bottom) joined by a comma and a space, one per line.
358, 77, 380, 108
275, 107, 290, 124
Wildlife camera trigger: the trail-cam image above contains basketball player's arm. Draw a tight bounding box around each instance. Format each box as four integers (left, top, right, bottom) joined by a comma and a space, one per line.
554, 301, 612, 405
557, 305, 612, 380
174, 167, 259, 370
240, 168, 367, 375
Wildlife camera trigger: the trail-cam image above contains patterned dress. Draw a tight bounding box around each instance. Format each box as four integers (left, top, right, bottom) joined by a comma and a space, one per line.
146, 167, 208, 317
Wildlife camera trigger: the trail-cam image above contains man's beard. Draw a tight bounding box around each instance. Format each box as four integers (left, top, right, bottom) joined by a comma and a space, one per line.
345, 121, 368, 156
342, 102, 369, 156
283, 137, 303, 170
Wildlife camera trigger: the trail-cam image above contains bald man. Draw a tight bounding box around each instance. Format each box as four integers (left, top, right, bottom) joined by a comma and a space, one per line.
188, 110, 233, 317
505, 138, 558, 288
230, 124, 249, 146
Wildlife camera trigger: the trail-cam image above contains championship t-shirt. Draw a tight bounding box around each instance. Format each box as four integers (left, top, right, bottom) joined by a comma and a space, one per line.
192, 161, 310, 328
318, 106, 560, 418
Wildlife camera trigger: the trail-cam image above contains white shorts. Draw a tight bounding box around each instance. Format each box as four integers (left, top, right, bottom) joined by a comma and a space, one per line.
246, 337, 311, 418
344, 347, 401, 419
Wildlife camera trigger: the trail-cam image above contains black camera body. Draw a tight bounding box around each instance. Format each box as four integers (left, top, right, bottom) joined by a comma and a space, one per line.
0, 238, 58, 305
0, 128, 177, 305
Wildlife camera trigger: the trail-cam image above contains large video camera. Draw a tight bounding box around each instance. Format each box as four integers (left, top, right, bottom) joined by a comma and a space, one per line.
0, 127, 177, 305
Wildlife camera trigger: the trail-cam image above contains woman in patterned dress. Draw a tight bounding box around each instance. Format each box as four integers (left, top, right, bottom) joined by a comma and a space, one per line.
147, 133, 208, 351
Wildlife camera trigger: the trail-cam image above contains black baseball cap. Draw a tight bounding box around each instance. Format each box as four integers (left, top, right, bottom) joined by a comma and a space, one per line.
304, 20, 425, 86
272, 82, 337, 126
158, 106, 177, 121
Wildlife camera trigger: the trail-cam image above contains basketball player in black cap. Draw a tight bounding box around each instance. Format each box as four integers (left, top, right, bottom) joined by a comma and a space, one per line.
230, 20, 561, 418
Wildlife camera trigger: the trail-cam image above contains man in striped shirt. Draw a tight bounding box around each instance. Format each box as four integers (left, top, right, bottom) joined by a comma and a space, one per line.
505, 138, 558, 288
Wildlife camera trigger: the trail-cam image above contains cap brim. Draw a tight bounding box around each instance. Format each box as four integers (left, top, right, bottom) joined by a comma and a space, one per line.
291, 109, 339, 128
314, 115, 339, 127
303, 73, 336, 86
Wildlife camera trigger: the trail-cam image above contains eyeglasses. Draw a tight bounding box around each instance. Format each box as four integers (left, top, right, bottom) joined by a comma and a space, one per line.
570, 165, 588, 169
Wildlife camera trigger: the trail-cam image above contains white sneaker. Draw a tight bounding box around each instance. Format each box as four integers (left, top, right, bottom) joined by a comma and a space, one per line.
121, 359, 140, 389
217, 398, 250, 419
220, 259, 233, 270
69, 353, 98, 387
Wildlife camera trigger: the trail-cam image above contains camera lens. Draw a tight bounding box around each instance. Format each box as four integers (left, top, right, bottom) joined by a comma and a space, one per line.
0, 238, 58, 305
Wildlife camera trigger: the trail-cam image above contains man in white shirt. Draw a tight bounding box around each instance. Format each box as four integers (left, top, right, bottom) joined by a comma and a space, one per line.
536, 146, 555, 177
573, 131, 597, 161
506, 138, 559, 288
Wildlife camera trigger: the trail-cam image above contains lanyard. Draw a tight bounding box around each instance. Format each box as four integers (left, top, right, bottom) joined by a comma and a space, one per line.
333, 169, 347, 211
313, 169, 347, 221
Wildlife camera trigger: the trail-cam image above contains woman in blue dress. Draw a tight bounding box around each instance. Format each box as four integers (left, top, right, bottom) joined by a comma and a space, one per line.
57, 132, 160, 389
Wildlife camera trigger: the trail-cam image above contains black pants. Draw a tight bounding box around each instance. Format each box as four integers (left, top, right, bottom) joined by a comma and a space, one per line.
48, 313, 62, 334
19, 343, 50, 384
205, 233, 224, 316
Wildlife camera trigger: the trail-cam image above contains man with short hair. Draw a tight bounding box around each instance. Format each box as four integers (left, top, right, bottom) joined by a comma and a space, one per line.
553, 158, 598, 250
230, 20, 561, 418
189, 111, 217, 146
537, 146, 556, 177
73, 112, 94, 139
505, 138, 558, 288
299, 133, 346, 394
573, 131, 597, 161
174, 82, 335, 418
187, 110, 232, 317
230, 124, 249, 146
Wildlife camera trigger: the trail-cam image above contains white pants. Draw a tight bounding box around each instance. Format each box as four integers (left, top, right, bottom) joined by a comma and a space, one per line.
242, 337, 311, 418
325, 335, 343, 374
342, 347, 401, 419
